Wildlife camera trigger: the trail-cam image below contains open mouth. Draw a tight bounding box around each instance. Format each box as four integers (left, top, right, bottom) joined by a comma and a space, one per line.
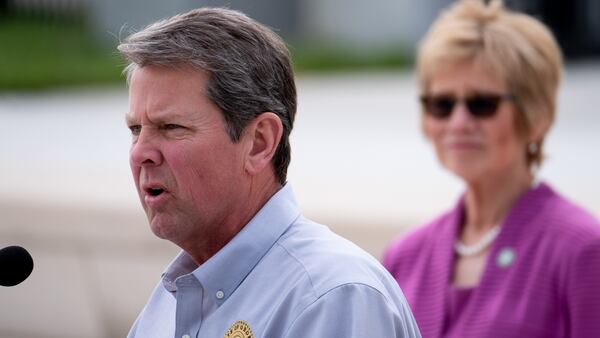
145, 187, 165, 197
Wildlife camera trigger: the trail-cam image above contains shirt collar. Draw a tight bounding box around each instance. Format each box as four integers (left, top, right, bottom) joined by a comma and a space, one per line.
161, 183, 300, 304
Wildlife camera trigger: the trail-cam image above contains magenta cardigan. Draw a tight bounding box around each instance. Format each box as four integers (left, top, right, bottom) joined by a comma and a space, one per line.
383, 182, 600, 338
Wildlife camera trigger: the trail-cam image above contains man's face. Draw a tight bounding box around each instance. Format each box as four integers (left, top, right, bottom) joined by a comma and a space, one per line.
126, 65, 250, 248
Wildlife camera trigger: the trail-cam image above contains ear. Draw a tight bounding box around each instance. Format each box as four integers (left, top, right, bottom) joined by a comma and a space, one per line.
529, 117, 550, 144
244, 112, 283, 176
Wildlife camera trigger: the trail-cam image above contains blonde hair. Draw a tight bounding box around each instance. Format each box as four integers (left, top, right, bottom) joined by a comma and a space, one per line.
417, 0, 563, 168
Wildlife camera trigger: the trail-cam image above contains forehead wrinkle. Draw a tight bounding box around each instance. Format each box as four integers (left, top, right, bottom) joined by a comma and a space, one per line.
127, 66, 218, 128
151, 107, 218, 126
147, 107, 183, 123
148, 95, 211, 126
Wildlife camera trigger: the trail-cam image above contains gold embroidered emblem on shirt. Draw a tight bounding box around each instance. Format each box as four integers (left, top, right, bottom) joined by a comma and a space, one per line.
224, 320, 254, 338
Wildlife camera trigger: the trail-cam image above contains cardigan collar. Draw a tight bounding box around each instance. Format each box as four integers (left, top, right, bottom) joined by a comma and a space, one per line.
427, 181, 555, 336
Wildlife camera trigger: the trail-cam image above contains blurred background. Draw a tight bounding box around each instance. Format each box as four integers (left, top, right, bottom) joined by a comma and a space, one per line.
1, 0, 599, 337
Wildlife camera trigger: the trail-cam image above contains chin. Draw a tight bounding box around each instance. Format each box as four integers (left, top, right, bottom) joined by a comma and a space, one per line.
149, 224, 167, 240
445, 161, 487, 184
148, 216, 176, 240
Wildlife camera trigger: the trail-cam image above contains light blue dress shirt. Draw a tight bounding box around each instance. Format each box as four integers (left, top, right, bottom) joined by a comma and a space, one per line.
128, 184, 421, 338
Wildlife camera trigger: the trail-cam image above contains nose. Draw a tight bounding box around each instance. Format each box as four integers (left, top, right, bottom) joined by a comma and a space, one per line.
447, 101, 476, 131
130, 129, 163, 168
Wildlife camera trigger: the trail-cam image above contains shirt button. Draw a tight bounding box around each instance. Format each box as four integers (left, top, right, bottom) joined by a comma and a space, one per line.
216, 290, 225, 300
182, 335, 191, 338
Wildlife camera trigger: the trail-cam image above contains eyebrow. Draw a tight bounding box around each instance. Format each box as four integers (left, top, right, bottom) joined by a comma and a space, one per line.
124, 109, 193, 127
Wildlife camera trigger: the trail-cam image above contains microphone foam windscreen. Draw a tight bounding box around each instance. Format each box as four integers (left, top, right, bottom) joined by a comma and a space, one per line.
0, 246, 34, 287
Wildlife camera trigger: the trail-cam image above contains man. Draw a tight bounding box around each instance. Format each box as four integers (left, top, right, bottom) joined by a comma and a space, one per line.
119, 7, 420, 338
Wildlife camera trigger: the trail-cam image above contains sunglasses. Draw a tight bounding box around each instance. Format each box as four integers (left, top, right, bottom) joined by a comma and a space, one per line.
420, 93, 514, 119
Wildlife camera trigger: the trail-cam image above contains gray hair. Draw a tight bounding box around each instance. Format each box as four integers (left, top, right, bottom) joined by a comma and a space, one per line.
118, 7, 297, 184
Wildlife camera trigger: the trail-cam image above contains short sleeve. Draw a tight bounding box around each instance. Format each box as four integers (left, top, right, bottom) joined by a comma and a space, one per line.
566, 238, 600, 337
283, 283, 421, 338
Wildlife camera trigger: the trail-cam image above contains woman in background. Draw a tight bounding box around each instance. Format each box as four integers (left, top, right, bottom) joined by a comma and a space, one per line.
383, 1, 600, 337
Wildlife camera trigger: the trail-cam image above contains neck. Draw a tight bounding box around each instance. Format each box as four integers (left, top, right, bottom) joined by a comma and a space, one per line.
463, 167, 532, 236
184, 173, 282, 265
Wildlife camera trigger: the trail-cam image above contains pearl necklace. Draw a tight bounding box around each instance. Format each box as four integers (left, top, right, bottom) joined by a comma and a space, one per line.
454, 225, 501, 256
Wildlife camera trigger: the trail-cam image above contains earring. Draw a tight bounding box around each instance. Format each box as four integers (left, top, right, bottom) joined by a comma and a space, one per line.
528, 142, 539, 155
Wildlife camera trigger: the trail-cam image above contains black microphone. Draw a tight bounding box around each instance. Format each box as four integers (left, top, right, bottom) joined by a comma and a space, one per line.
0, 246, 34, 287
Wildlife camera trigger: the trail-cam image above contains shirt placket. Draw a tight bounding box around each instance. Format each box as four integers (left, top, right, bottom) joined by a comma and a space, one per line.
175, 275, 204, 338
